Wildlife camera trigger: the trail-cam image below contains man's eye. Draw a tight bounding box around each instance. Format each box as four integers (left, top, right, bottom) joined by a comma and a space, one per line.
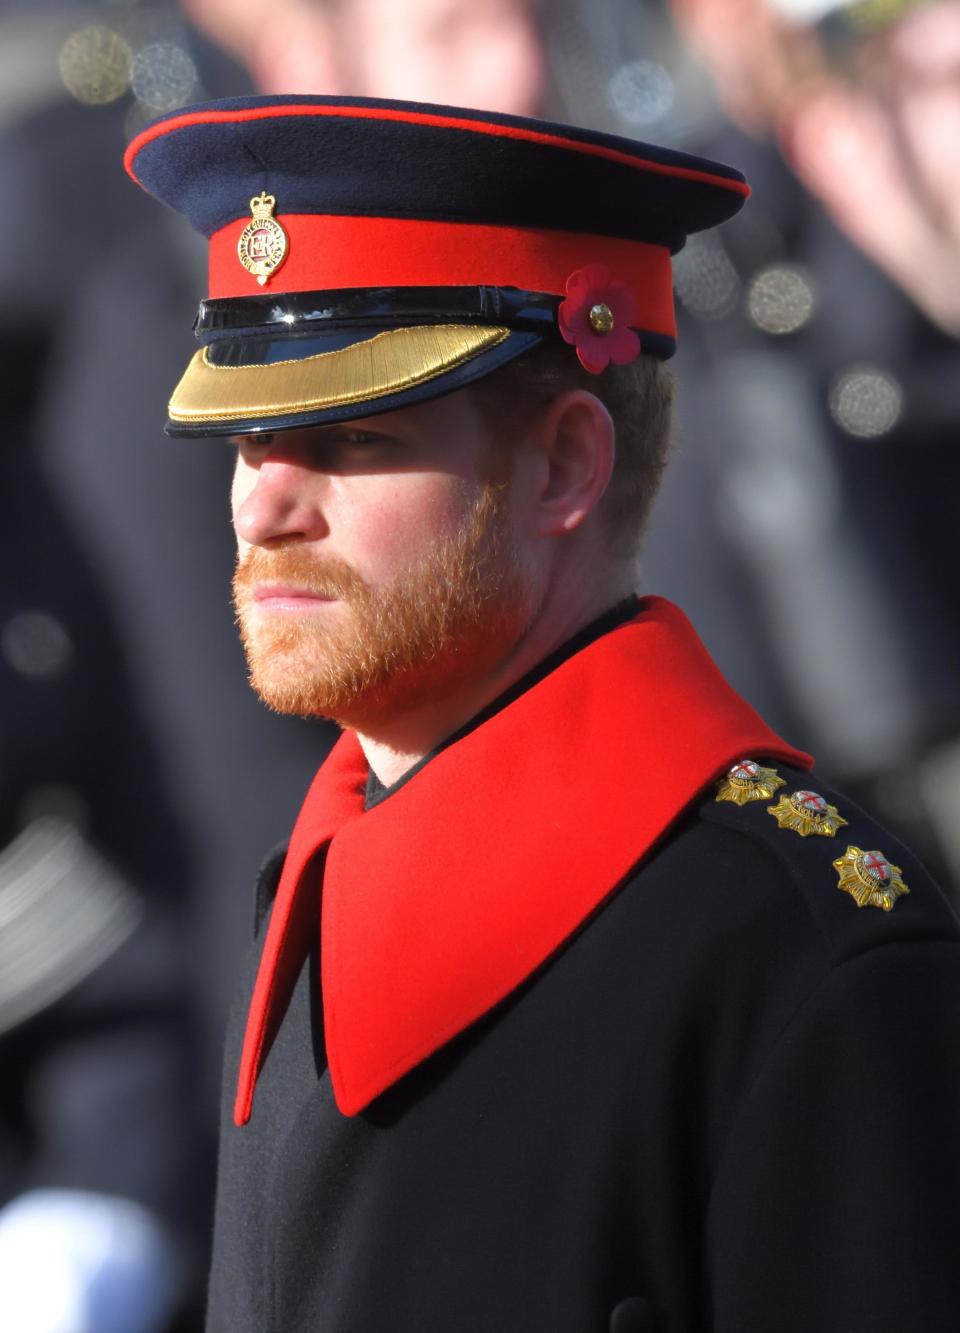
234, 432, 273, 457
339, 430, 380, 446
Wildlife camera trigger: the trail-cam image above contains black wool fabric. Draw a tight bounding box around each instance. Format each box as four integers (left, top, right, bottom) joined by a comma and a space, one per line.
207, 760, 960, 1333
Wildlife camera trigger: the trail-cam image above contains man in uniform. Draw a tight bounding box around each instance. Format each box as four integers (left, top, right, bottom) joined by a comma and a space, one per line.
126, 96, 960, 1332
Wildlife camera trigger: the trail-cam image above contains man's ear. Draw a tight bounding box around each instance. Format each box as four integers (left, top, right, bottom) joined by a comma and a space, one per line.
530, 389, 615, 538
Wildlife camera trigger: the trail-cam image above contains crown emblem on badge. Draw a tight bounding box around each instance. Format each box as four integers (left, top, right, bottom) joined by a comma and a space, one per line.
237, 192, 288, 286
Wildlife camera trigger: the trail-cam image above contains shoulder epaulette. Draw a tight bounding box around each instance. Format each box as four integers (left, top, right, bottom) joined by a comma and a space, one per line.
700, 758, 960, 964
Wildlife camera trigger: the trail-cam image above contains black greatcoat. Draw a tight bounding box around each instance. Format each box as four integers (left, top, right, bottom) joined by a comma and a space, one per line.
207, 609, 960, 1333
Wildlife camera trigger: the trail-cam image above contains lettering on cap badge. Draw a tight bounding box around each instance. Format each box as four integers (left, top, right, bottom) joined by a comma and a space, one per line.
237, 192, 288, 286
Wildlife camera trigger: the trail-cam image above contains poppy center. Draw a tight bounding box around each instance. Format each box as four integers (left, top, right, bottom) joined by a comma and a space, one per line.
588, 302, 615, 334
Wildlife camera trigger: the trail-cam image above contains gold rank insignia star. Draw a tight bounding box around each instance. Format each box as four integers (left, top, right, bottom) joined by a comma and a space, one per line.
715, 759, 786, 806
237, 192, 288, 286
833, 846, 910, 912
767, 789, 848, 838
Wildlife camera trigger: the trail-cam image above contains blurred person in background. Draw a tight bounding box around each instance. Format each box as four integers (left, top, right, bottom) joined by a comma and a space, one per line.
666, 0, 960, 884
675, 0, 960, 334
0, 14, 200, 1330
0, 358, 198, 1333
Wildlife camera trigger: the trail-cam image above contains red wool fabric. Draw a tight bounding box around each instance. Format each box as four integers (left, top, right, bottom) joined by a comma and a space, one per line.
234, 597, 812, 1125
206, 214, 676, 336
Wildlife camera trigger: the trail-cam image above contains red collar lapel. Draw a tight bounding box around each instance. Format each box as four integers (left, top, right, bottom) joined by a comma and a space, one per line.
235, 596, 811, 1124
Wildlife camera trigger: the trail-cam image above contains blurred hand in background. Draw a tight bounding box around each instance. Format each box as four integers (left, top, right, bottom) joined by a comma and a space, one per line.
675, 0, 960, 332
181, 0, 544, 113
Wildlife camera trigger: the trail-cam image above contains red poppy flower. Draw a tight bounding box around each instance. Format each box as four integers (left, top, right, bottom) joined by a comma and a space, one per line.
557, 263, 642, 374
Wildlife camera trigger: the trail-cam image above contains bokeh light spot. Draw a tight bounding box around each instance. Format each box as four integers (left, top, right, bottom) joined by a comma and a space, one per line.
608, 60, 675, 128
828, 366, 904, 438
747, 264, 816, 335
2, 611, 74, 681
131, 42, 198, 113
673, 232, 740, 321
58, 26, 132, 106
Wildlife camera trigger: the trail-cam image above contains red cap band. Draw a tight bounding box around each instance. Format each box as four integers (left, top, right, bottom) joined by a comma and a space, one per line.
208, 214, 677, 340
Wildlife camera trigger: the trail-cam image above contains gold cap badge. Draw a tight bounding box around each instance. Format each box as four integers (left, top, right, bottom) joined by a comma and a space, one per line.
715, 759, 785, 806
768, 789, 848, 838
237, 192, 288, 286
833, 846, 909, 912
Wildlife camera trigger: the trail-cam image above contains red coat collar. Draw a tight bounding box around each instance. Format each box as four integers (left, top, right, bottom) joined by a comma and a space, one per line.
235, 596, 811, 1123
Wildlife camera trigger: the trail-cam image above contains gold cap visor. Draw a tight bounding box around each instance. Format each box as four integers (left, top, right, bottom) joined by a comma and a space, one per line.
168, 324, 511, 427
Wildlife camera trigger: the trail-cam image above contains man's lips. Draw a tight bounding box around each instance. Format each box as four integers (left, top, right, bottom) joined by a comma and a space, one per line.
251, 583, 339, 610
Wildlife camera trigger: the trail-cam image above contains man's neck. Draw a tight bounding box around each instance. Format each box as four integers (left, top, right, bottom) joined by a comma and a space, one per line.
357, 577, 637, 787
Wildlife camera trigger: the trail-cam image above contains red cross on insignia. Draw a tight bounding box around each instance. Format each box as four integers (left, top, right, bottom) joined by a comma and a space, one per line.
860, 850, 891, 884
716, 760, 785, 807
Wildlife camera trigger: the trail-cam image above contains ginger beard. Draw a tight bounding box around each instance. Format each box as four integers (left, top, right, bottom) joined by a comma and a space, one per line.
232, 482, 529, 729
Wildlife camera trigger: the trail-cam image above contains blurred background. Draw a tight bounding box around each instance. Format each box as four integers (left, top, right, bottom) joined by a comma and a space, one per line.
1, 0, 957, 1327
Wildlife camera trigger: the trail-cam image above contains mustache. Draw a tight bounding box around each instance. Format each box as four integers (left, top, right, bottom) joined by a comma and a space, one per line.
233, 546, 369, 602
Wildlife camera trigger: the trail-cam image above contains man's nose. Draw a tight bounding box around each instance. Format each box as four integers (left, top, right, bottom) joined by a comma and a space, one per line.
233, 456, 330, 547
